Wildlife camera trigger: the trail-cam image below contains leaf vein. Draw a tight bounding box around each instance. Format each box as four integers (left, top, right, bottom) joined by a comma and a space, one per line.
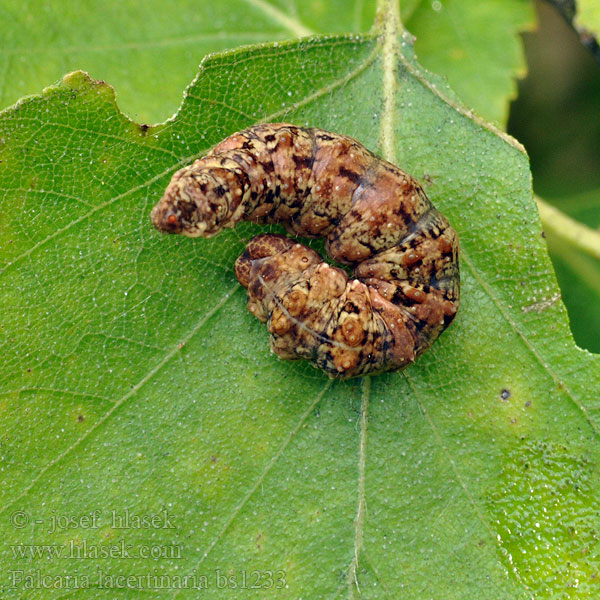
0, 283, 240, 516
403, 370, 532, 595
462, 250, 600, 439
346, 376, 370, 599
169, 379, 333, 599
239, 0, 315, 37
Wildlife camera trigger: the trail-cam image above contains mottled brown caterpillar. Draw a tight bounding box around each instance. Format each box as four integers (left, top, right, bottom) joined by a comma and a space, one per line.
151, 123, 459, 378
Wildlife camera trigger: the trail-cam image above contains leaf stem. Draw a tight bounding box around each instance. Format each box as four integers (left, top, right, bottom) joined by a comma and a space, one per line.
378, 0, 401, 163
374, 0, 403, 34
536, 196, 600, 261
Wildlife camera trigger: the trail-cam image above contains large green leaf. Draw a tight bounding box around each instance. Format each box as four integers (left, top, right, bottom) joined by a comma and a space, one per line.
0, 0, 531, 126
1, 4, 599, 600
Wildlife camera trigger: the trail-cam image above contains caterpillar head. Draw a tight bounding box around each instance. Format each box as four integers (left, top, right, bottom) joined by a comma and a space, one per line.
151, 160, 246, 238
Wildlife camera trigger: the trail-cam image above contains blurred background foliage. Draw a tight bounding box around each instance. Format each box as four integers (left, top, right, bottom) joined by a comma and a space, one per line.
508, 0, 600, 353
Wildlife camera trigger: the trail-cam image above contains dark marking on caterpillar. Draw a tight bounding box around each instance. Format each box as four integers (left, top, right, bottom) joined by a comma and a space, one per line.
338, 165, 361, 184
151, 123, 460, 378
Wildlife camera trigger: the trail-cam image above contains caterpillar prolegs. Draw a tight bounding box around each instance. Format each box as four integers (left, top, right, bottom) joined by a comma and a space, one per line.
151, 123, 460, 378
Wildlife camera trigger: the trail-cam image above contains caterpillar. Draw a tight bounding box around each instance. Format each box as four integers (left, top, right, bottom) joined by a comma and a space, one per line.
151, 123, 459, 378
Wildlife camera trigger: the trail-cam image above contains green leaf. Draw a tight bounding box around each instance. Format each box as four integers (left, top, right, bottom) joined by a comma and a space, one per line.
0, 0, 531, 128
0, 0, 375, 124
1, 4, 600, 600
403, 0, 535, 126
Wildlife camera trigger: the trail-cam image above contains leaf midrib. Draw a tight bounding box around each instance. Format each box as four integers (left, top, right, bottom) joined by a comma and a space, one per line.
369, 2, 536, 596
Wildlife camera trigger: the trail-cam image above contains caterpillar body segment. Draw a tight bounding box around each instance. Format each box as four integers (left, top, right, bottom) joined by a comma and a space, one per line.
151, 123, 460, 378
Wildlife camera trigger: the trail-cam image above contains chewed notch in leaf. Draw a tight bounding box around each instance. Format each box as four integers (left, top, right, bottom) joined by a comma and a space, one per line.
151, 123, 460, 378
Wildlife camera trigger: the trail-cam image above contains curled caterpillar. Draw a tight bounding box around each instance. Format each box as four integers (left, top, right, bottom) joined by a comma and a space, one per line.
151, 123, 459, 378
